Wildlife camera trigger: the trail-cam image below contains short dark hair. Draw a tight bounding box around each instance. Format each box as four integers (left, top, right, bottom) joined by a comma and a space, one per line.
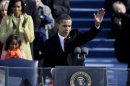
55, 14, 72, 24
5, 35, 21, 50
7, 0, 25, 15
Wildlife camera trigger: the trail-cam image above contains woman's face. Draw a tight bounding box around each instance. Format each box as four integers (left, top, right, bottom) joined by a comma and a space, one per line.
9, 39, 19, 50
0, 8, 7, 16
0, 1, 9, 17
12, 1, 22, 17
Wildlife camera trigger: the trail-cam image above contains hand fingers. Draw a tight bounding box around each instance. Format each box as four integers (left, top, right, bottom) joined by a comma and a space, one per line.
98, 8, 105, 15
93, 13, 96, 19
93, 8, 105, 19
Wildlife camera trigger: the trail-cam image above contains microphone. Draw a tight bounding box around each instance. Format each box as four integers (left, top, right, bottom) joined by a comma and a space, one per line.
74, 47, 81, 60
81, 47, 88, 59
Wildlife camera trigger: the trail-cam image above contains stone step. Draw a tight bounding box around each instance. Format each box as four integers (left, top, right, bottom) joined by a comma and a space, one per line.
86, 48, 114, 57
85, 58, 128, 86
85, 38, 114, 48
72, 18, 111, 28
79, 28, 112, 38
85, 57, 118, 63
71, 8, 110, 18
70, 0, 104, 8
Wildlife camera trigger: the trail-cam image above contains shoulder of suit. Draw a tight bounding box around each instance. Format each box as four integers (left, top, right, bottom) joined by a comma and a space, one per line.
45, 35, 56, 45
71, 29, 80, 34
69, 29, 80, 38
72, 29, 80, 32
47, 33, 58, 41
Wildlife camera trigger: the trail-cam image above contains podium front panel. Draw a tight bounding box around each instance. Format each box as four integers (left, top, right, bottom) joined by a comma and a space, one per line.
0, 67, 7, 86
54, 66, 107, 86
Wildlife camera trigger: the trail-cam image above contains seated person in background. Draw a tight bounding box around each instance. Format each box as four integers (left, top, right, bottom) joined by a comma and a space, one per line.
1, 35, 26, 60
111, 1, 128, 38
111, 1, 130, 85
104, 0, 127, 15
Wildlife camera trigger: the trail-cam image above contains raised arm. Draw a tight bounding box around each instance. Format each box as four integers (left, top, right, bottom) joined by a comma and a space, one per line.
94, 8, 105, 26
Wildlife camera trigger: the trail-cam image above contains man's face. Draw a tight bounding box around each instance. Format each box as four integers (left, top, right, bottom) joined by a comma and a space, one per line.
113, 3, 126, 13
58, 20, 72, 37
35, 0, 40, 7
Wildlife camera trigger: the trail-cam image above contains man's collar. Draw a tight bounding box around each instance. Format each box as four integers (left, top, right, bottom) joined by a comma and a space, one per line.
58, 32, 65, 40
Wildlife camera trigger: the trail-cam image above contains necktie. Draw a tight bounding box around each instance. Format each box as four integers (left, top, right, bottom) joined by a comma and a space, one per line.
64, 38, 67, 52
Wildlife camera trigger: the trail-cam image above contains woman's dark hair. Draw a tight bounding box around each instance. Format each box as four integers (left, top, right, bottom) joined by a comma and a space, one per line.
5, 35, 21, 50
7, 0, 25, 15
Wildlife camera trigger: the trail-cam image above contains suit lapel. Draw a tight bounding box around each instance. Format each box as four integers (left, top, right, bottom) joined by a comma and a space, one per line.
55, 34, 64, 53
54, 34, 72, 54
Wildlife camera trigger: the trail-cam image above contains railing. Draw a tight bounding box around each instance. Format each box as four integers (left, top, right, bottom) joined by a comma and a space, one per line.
0, 66, 129, 86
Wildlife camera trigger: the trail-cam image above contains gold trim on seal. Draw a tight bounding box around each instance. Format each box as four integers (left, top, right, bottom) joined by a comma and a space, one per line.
70, 71, 91, 86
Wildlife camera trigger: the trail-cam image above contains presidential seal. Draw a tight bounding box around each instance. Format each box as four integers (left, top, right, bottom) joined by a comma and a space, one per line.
70, 71, 91, 86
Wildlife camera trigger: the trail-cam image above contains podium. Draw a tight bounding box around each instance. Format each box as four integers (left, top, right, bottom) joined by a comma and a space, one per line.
0, 66, 128, 86
0, 59, 38, 86
54, 66, 107, 86
0, 67, 7, 86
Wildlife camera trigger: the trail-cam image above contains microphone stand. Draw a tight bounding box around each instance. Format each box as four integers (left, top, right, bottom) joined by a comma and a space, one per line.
77, 55, 85, 66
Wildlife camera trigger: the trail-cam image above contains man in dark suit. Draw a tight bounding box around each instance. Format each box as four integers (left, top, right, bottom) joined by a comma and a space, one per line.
43, 8, 105, 67
111, 1, 130, 86
23, 0, 40, 29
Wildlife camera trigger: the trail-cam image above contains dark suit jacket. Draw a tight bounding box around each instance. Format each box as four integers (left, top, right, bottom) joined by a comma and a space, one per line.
112, 13, 130, 66
23, 0, 40, 29
43, 26, 101, 67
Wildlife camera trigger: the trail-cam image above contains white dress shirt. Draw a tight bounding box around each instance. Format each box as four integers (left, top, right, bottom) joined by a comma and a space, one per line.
58, 33, 66, 51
